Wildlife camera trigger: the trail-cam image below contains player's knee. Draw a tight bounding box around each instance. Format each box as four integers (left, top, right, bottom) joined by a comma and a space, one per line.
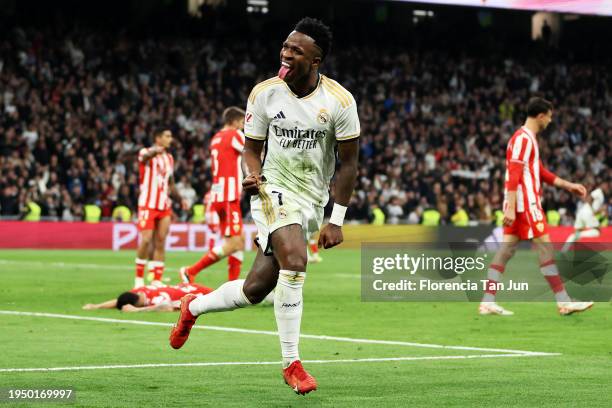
242, 280, 273, 304
280, 252, 307, 272
140, 234, 153, 247
154, 236, 165, 247
227, 236, 245, 252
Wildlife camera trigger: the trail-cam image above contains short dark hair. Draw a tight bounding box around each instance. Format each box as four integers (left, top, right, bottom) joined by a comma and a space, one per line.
116, 292, 139, 310
222, 106, 246, 125
294, 17, 333, 60
154, 128, 170, 139
526, 97, 553, 118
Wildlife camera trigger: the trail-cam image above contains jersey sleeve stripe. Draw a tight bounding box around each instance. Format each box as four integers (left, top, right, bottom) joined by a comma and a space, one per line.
245, 133, 267, 141
248, 79, 283, 103
329, 79, 353, 103
322, 76, 353, 107
321, 77, 348, 105
322, 79, 351, 108
323, 82, 350, 108
336, 133, 360, 141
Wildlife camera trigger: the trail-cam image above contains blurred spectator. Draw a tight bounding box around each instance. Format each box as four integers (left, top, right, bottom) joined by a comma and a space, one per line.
0, 22, 609, 227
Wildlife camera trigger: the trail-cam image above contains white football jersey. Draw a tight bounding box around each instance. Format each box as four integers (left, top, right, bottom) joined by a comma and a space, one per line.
591, 188, 604, 212
244, 75, 360, 206
575, 203, 599, 229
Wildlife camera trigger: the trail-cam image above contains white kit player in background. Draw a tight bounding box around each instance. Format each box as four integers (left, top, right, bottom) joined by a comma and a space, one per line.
562, 187, 606, 252
169, 17, 360, 395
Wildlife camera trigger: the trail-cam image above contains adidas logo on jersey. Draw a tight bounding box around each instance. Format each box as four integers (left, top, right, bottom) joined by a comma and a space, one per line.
273, 111, 286, 120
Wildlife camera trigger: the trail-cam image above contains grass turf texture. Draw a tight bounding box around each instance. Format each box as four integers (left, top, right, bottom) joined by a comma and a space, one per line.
0, 249, 610, 407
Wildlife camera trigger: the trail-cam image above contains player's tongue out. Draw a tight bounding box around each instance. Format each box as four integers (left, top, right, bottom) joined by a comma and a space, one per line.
278, 64, 292, 80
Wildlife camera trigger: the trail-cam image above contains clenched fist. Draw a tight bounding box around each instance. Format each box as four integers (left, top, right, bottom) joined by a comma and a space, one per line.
318, 224, 343, 249
243, 174, 263, 196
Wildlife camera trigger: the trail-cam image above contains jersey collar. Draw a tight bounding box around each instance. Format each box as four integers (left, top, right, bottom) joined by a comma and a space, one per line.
521, 125, 536, 140
284, 74, 322, 100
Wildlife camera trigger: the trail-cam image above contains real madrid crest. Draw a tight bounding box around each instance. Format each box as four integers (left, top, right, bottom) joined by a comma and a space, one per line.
317, 108, 330, 125
278, 208, 287, 219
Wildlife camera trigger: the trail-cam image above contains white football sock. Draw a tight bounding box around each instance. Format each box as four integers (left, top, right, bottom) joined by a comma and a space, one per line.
275, 269, 305, 368
540, 261, 571, 303
188, 279, 251, 316
133, 277, 144, 288
578, 229, 600, 239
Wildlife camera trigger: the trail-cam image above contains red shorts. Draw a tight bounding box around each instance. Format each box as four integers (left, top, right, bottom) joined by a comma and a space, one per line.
503, 209, 548, 240
209, 201, 243, 237
205, 203, 220, 234
137, 207, 172, 231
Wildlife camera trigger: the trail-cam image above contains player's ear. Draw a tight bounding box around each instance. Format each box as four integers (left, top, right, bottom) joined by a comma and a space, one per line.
312, 56, 322, 69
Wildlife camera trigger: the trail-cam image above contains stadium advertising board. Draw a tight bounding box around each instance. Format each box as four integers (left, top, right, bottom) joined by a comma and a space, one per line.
1, 222, 611, 250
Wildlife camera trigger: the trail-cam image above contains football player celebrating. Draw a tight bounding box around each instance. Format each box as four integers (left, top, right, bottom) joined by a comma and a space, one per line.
169, 18, 359, 395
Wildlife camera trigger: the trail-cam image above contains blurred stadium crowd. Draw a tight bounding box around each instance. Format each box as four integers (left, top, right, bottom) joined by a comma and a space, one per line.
0, 25, 610, 225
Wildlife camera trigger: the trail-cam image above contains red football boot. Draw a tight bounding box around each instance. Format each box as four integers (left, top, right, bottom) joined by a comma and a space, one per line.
283, 360, 317, 395
169, 294, 198, 349
179, 267, 195, 284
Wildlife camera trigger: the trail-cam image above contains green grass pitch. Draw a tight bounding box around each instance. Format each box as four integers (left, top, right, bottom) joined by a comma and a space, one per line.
0, 249, 610, 407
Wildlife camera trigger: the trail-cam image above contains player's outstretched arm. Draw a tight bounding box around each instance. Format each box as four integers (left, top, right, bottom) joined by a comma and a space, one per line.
139, 146, 164, 163
318, 139, 359, 249
553, 177, 587, 199
540, 161, 587, 198
82, 299, 117, 310
242, 138, 265, 195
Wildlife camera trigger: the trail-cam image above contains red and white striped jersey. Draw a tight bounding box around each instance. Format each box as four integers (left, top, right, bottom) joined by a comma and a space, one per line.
130, 283, 212, 307
209, 129, 244, 203
503, 126, 543, 213
138, 147, 174, 210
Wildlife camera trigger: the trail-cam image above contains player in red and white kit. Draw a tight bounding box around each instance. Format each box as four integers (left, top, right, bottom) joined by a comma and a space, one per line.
134, 129, 186, 288
180, 107, 246, 283
204, 191, 220, 251
82, 282, 214, 312
480, 97, 593, 316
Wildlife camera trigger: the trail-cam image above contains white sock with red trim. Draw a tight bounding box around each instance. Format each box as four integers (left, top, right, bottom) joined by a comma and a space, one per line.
540, 260, 571, 303
481, 264, 505, 303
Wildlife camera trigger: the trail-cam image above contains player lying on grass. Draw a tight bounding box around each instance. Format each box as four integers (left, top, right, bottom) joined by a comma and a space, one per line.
480, 97, 593, 316
169, 17, 360, 395
82, 283, 213, 312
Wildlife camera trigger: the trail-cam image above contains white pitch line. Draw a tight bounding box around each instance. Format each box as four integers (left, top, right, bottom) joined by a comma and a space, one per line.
0, 353, 560, 373
0, 310, 558, 356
